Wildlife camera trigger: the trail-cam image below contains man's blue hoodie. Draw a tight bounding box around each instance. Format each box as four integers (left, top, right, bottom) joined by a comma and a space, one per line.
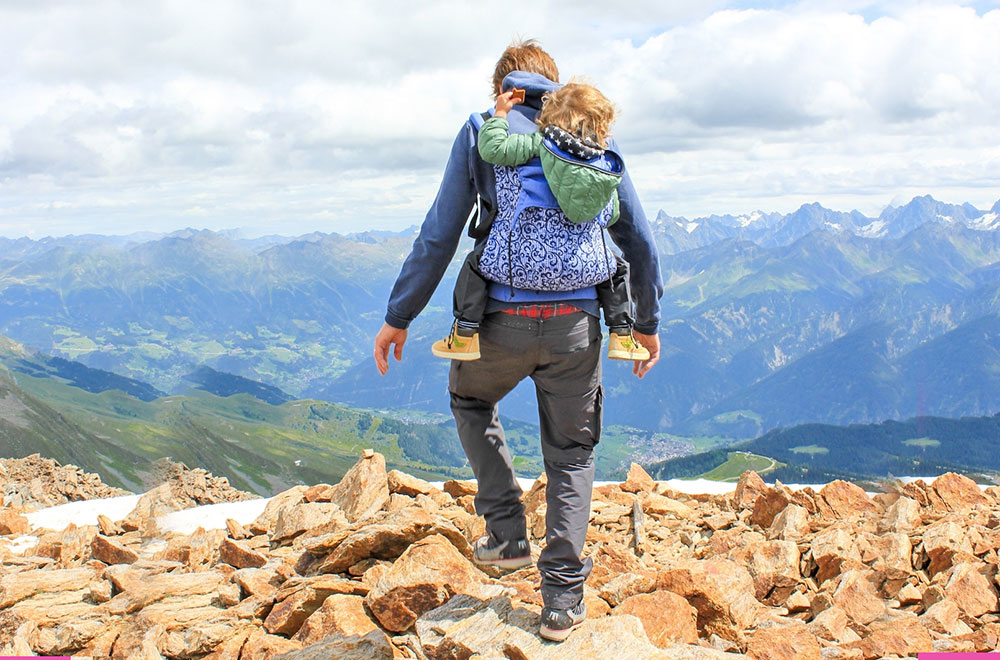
384, 71, 663, 334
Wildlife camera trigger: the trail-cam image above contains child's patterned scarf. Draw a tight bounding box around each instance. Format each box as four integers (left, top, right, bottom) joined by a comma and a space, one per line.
542, 124, 605, 160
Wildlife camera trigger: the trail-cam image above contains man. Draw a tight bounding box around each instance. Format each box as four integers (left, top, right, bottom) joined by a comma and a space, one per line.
373, 40, 662, 641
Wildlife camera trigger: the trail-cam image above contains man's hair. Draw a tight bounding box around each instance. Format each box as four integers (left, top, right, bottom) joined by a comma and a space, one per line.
492, 39, 558, 98
537, 82, 616, 147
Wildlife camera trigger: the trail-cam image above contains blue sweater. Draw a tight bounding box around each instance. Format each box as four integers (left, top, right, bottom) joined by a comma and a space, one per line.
384, 71, 663, 335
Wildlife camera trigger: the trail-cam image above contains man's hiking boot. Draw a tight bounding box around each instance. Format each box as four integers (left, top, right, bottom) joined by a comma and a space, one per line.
431, 326, 480, 361
472, 534, 531, 570
607, 330, 650, 361
539, 599, 586, 642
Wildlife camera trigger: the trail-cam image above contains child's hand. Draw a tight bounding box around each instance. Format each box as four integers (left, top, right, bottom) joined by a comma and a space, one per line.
494, 90, 522, 118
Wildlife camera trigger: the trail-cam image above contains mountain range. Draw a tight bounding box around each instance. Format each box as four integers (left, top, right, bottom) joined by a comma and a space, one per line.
2, 195, 999, 441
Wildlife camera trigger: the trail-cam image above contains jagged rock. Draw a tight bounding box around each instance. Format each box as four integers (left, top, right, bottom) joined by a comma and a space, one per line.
747, 540, 801, 604
97, 514, 123, 536
364, 534, 504, 632
326, 451, 390, 523
154, 528, 226, 569
387, 469, 436, 497
832, 570, 885, 625
151, 458, 258, 506
810, 526, 861, 584
201, 626, 254, 659
786, 590, 810, 613
842, 613, 934, 659
225, 517, 249, 540
0, 566, 97, 609
657, 558, 762, 642
931, 472, 989, 511
120, 483, 186, 534
746, 620, 821, 660
0, 510, 29, 536
416, 594, 712, 660
248, 485, 307, 536
621, 463, 656, 493
218, 537, 267, 569
614, 590, 699, 646
272, 502, 347, 545
818, 480, 877, 519
587, 543, 655, 606
303, 483, 334, 502
32, 523, 98, 566
865, 531, 911, 573
443, 479, 478, 498
733, 471, 768, 510
897, 582, 922, 605
291, 593, 378, 644
940, 561, 999, 617
768, 504, 810, 540
239, 628, 302, 660
643, 492, 694, 518
751, 484, 792, 529
808, 606, 860, 644
922, 519, 975, 575
264, 575, 366, 636
91, 534, 139, 564
0, 454, 129, 507
878, 496, 921, 533
272, 628, 394, 660
921, 598, 973, 635
297, 506, 471, 575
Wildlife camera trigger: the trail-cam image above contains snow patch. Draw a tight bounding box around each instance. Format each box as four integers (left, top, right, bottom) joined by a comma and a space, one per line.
684, 221, 700, 234
970, 212, 999, 230
26, 494, 142, 531
156, 497, 272, 535
858, 220, 887, 238
736, 211, 763, 228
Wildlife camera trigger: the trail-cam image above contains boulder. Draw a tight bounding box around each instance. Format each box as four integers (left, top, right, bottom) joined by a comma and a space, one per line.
271, 629, 394, 660
264, 575, 366, 636
272, 502, 347, 545
218, 537, 267, 569
746, 621, 821, 660
642, 493, 694, 518
443, 479, 477, 498
91, 534, 139, 565
842, 613, 934, 659
291, 593, 378, 645
931, 472, 989, 511
767, 504, 810, 540
0, 510, 29, 536
832, 570, 885, 626
614, 590, 699, 646
810, 526, 861, 584
877, 496, 921, 533
818, 480, 877, 519
751, 485, 792, 529
923, 519, 975, 576
733, 470, 768, 510
326, 452, 390, 523
807, 606, 859, 644
248, 485, 307, 536
416, 594, 709, 660
621, 463, 656, 493
364, 534, 503, 632
942, 561, 999, 617
387, 470, 437, 497
297, 507, 471, 575
657, 558, 762, 642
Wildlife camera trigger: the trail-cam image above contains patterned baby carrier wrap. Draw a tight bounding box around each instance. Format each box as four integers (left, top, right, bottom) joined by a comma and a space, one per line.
470, 111, 617, 294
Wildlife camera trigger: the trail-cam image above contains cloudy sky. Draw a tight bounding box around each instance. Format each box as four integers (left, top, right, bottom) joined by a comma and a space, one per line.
1, 0, 998, 238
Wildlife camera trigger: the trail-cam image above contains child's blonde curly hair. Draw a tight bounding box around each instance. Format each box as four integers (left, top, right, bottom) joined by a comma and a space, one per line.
537, 82, 616, 148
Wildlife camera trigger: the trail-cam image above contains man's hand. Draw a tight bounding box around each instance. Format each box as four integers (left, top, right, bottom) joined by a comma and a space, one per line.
374, 323, 408, 375
631, 331, 660, 379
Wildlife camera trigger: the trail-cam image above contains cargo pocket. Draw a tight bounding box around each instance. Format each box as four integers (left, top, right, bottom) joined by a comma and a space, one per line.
538, 383, 603, 464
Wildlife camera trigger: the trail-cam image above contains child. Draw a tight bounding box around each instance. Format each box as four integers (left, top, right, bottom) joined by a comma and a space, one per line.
432, 82, 650, 363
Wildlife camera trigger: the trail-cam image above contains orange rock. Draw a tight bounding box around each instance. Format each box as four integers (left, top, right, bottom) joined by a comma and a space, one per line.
657, 558, 762, 642
292, 593, 379, 645
733, 470, 768, 510
842, 613, 933, 659
832, 570, 885, 625
931, 472, 989, 511
0, 510, 30, 536
942, 561, 999, 617
613, 590, 698, 647
752, 484, 792, 529
91, 534, 139, 565
746, 621, 822, 660
620, 463, 655, 493
819, 480, 877, 519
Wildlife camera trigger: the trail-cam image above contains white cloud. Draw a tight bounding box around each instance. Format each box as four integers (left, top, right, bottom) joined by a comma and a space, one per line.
0, 1, 998, 237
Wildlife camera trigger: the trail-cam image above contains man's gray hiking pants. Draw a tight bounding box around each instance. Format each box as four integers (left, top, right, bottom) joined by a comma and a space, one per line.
449, 310, 601, 610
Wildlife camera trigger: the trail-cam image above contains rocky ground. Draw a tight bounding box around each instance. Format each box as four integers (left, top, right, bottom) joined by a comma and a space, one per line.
1, 451, 999, 659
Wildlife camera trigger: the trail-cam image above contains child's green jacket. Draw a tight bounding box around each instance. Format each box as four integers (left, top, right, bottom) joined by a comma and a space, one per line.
478, 116, 622, 225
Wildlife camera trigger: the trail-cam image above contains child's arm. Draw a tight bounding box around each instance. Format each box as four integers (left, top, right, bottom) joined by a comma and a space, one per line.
477, 91, 541, 166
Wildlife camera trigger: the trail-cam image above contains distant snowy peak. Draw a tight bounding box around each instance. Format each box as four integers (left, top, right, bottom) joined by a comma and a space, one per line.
858, 220, 888, 238
736, 211, 764, 228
